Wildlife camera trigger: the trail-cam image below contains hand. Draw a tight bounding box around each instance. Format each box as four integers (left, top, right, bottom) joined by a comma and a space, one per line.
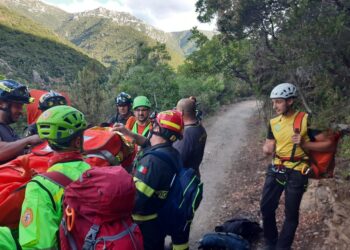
291, 133, 302, 145
111, 123, 129, 135
27, 134, 43, 146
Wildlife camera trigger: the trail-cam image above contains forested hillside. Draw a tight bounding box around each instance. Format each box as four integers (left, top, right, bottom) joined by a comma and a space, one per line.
57, 13, 185, 68
0, 0, 213, 68
0, 5, 105, 84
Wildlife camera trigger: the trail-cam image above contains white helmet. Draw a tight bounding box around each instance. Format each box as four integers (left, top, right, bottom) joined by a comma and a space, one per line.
270, 83, 297, 99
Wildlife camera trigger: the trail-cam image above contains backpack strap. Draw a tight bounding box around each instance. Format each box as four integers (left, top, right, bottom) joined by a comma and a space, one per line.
293, 112, 306, 134
82, 224, 100, 250
290, 112, 307, 162
39, 171, 73, 188
24, 172, 73, 213
94, 222, 139, 248
143, 150, 179, 173
86, 150, 121, 166
143, 150, 180, 189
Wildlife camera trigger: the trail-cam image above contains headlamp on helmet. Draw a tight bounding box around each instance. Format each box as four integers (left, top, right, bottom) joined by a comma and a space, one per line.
0, 80, 33, 104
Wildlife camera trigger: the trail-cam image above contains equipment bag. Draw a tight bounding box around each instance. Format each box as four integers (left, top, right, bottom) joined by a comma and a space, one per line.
144, 150, 203, 236
215, 218, 262, 242
51, 166, 143, 250
83, 127, 136, 168
198, 232, 250, 250
293, 112, 341, 179
0, 145, 52, 229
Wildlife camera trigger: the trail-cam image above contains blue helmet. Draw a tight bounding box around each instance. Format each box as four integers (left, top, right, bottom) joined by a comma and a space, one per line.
115, 92, 132, 106
0, 80, 33, 104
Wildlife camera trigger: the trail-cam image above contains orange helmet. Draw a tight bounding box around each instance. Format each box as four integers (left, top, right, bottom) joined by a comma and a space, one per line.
155, 110, 184, 142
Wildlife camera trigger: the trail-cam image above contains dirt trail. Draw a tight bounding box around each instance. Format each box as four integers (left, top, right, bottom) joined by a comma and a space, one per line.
189, 100, 258, 247
188, 100, 350, 250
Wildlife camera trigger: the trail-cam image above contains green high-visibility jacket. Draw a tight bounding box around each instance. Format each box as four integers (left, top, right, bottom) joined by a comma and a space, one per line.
0, 227, 17, 250
18, 160, 90, 250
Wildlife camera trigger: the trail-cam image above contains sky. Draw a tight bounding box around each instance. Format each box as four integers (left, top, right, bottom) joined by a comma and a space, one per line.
42, 0, 216, 32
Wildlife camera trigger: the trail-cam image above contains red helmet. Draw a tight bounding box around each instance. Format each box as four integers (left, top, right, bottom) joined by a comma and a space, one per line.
155, 110, 184, 142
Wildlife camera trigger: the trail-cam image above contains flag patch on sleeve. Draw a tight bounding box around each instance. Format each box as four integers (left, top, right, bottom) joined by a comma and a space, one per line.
137, 165, 148, 174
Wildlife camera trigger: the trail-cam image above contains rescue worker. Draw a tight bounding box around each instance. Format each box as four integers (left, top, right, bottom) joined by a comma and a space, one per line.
107, 91, 133, 125
24, 90, 67, 136
112, 110, 188, 250
173, 98, 207, 177
125, 96, 152, 137
18, 105, 89, 249
260, 83, 333, 250
0, 79, 42, 163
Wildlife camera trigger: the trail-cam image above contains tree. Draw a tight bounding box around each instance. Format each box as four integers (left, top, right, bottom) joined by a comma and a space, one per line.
69, 64, 111, 124
195, 0, 350, 126
115, 43, 180, 111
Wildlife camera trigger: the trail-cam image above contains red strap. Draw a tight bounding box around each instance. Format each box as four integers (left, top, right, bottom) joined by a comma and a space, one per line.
39, 171, 73, 188
293, 112, 306, 134
48, 151, 83, 167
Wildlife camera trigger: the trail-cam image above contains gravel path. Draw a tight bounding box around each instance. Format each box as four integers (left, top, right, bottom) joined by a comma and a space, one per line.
189, 100, 258, 247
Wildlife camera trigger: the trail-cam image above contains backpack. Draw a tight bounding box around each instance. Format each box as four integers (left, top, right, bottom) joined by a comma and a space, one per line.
83, 127, 136, 168
143, 150, 203, 236
0, 144, 53, 229
215, 218, 262, 242
43, 167, 143, 250
293, 112, 341, 179
198, 232, 250, 250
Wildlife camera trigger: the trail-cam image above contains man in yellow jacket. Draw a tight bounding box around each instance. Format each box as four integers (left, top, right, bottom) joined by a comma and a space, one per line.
260, 83, 333, 250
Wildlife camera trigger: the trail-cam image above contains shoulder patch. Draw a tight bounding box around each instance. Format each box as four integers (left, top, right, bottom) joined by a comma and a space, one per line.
137, 165, 148, 174
21, 208, 33, 227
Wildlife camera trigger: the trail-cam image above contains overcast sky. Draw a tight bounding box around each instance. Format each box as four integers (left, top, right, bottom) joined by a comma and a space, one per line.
42, 0, 216, 32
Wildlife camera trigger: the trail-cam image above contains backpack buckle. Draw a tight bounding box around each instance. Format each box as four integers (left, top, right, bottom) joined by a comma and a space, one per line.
272, 165, 286, 173
82, 224, 100, 250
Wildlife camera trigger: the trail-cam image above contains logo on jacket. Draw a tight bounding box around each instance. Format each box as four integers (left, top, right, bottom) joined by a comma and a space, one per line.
21, 208, 33, 227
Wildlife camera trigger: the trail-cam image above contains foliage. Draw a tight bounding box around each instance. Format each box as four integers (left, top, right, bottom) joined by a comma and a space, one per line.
68, 64, 110, 125
195, 0, 350, 128
0, 5, 105, 85
115, 43, 180, 112
57, 15, 185, 69
177, 32, 253, 114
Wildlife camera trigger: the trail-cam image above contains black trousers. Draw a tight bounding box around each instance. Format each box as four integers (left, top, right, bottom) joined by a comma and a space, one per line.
138, 219, 166, 250
260, 165, 308, 250
138, 218, 190, 250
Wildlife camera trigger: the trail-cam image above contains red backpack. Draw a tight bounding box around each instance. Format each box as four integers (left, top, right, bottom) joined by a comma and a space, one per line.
83, 127, 136, 168
293, 112, 341, 178
47, 166, 143, 250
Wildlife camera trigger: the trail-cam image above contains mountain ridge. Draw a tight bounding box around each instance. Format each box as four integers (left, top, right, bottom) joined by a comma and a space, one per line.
0, 0, 215, 68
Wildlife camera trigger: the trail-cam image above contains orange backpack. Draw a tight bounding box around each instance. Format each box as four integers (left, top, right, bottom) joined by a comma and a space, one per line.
0, 143, 53, 229
83, 127, 136, 168
293, 112, 341, 179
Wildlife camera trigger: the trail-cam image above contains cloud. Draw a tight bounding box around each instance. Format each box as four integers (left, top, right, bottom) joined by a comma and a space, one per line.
42, 0, 216, 32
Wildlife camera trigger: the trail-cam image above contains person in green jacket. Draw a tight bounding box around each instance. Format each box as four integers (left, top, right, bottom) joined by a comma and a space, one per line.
0, 105, 89, 249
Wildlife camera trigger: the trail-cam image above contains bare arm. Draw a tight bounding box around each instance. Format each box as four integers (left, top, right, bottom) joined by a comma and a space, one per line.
263, 139, 275, 156
0, 135, 42, 162
111, 123, 147, 146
